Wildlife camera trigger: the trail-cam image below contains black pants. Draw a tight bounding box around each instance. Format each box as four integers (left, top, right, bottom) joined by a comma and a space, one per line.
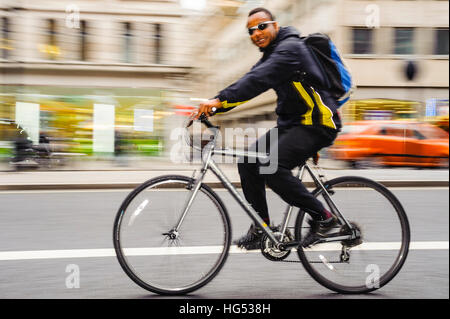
237, 125, 337, 223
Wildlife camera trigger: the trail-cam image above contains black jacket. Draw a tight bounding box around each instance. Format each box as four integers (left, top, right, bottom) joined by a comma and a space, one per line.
215, 26, 341, 131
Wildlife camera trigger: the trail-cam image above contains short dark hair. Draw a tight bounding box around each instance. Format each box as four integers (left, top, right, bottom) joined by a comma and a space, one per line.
248, 7, 275, 21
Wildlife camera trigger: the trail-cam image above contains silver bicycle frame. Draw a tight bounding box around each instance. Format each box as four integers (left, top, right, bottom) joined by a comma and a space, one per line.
174, 126, 354, 248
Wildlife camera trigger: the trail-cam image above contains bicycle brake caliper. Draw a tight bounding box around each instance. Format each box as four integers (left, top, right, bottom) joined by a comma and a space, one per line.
187, 170, 197, 190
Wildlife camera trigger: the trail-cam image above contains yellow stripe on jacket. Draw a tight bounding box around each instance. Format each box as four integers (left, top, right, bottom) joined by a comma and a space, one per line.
292, 81, 314, 126
311, 88, 337, 130
215, 100, 249, 114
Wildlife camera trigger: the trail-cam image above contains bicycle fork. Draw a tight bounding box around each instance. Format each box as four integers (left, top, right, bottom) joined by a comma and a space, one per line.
171, 167, 208, 236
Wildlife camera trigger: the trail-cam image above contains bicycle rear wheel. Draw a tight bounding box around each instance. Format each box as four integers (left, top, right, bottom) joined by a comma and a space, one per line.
113, 175, 231, 295
295, 176, 410, 294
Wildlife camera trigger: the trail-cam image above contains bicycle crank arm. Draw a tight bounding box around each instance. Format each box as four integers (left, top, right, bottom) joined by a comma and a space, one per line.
321, 234, 353, 243
279, 241, 301, 250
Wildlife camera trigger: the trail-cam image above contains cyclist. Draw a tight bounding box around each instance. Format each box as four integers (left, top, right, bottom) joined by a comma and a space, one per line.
196, 7, 341, 249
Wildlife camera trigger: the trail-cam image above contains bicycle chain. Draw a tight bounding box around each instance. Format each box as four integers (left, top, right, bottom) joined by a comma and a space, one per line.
278, 259, 302, 263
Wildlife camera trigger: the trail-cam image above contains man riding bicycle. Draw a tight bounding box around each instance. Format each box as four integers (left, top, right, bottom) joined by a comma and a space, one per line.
196, 7, 341, 249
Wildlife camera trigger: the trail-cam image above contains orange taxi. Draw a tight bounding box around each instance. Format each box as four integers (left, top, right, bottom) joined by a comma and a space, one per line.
329, 121, 449, 168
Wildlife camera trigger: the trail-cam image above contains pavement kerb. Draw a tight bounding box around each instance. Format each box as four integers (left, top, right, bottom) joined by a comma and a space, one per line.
0, 180, 447, 191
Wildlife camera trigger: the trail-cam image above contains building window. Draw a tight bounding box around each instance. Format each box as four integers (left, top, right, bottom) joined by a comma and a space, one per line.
42, 19, 60, 60
434, 28, 449, 55
352, 28, 373, 54
79, 20, 88, 61
123, 22, 133, 63
394, 28, 414, 55
1, 17, 11, 59
154, 23, 162, 64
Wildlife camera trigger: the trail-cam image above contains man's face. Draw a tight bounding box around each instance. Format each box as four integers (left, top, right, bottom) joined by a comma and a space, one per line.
247, 12, 279, 49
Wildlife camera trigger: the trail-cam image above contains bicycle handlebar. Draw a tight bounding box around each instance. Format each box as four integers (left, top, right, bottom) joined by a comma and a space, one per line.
185, 108, 220, 130
184, 109, 220, 152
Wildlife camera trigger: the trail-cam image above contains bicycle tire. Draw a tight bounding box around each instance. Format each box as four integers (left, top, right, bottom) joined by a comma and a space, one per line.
113, 175, 231, 295
295, 176, 410, 294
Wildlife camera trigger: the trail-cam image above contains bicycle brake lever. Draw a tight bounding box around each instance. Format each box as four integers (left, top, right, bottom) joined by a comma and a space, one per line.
199, 114, 220, 130
186, 112, 220, 130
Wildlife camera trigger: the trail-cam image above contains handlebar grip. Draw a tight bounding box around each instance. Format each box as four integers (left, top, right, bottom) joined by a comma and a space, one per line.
198, 114, 217, 129
185, 110, 220, 129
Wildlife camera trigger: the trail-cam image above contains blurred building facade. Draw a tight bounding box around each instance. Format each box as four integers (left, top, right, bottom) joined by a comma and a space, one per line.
187, 0, 449, 129
0, 0, 198, 158
0, 0, 448, 162
1, 0, 192, 80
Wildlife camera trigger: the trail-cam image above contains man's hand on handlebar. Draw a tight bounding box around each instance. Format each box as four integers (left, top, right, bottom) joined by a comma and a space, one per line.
195, 98, 222, 119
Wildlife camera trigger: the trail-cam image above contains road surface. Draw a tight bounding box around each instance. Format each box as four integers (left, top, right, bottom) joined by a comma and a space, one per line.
0, 187, 448, 299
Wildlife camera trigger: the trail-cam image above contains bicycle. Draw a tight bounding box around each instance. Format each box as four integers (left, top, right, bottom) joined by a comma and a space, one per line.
113, 113, 410, 295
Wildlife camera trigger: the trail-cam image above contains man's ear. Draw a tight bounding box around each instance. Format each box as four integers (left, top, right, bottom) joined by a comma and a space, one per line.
274, 22, 279, 32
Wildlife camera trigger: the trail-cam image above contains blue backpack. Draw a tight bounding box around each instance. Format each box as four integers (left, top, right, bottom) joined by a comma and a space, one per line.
301, 33, 354, 107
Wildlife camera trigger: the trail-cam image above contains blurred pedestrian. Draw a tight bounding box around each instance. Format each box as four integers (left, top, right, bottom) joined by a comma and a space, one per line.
115, 128, 128, 166
12, 124, 33, 163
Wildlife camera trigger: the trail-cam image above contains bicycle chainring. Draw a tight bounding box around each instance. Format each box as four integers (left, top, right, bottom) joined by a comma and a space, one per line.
260, 231, 293, 262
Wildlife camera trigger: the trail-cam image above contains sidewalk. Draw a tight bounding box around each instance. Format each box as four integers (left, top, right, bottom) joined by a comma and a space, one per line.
0, 158, 448, 190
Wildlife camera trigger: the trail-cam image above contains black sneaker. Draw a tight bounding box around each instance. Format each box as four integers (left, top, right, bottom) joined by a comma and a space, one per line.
233, 224, 265, 250
301, 215, 338, 248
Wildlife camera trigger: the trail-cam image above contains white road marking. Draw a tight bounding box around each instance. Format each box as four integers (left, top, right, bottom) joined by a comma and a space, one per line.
303, 241, 449, 251
0, 241, 447, 261
0, 189, 135, 194
0, 187, 447, 194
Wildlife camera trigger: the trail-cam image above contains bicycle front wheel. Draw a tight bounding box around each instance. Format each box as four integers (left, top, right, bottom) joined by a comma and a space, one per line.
295, 176, 410, 294
113, 175, 231, 295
